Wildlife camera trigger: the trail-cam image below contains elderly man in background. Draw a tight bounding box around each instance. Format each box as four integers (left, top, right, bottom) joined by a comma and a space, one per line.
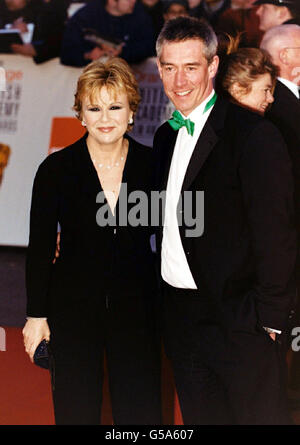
261, 24, 300, 409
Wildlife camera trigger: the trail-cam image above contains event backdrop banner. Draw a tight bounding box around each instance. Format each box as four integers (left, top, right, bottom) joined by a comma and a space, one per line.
0, 55, 173, 246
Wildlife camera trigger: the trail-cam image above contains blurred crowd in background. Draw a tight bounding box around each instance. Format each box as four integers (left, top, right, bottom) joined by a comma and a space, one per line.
0, 0, 299, 65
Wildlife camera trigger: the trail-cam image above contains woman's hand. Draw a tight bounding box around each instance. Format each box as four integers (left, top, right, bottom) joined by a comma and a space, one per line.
22, 319, 50, 363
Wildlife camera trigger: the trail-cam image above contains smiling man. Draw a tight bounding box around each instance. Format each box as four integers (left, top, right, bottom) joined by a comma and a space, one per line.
153, 16, 297, 425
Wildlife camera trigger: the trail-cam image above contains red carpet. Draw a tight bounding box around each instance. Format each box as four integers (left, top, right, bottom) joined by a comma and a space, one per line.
0, 327, 182, 425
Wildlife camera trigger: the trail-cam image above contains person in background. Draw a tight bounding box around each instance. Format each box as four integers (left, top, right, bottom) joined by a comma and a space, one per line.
153, 16, 296, 424
60, 0, 156, 67
260, 24, 300, 408
216, 42, 277, 115
163, 0, 189, 21
187, 0, 210, 20
0, 0, 70, 64
255, 0, 300, 32
215, 0, 263, 47
203, 0, 230, 26
22, 57, 161, 425
139, 0, 164, 40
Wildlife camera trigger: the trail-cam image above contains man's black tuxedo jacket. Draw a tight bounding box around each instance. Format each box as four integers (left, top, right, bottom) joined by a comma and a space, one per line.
153, 97, 297, 332
26, 134, 158, 318
267, 80, 300, 227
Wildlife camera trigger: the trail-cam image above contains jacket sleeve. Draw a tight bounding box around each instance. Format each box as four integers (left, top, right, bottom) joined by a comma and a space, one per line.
239, 119, 297, 331
26, 157, 60, 317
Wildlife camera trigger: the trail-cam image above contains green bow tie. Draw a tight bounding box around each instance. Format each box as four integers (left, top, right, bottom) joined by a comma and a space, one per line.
168, 110, 195, 135
167, 92, 218, 136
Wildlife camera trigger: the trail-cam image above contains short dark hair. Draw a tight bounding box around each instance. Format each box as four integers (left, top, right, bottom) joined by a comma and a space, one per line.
156, 16, 218, 64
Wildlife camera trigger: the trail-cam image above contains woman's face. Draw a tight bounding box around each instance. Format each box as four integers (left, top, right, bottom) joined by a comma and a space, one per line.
230, 73, 274, 115
81, 86, 133, 149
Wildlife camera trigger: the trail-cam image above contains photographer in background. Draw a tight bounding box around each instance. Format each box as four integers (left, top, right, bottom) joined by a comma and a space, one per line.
0, 0, 70, 64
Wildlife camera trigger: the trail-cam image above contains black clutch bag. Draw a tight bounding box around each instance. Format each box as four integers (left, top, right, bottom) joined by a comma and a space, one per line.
33, 340, 52, 369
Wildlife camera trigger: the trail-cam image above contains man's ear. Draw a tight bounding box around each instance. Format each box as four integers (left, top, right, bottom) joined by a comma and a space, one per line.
279, 48, 289, 66
208, 55, 219, 79
156, 58, 163, 79
278, 5, 291, 22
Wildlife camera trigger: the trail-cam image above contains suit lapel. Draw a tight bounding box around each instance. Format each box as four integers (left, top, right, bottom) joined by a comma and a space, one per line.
182, 97, 228, 191
181, 123, 219, 191
158, 124, 178, 191
73, 133, 102, 198
276, 80, 299, 106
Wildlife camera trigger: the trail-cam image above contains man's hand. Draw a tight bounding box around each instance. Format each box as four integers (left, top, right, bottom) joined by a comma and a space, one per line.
22, 319, 50, 363
84, 43, 124, 61
269, 332, 276, 341
53, 232, 60, 264
84, 46, 108, 61
12, 18, 28, 33
11, 43, 37, 57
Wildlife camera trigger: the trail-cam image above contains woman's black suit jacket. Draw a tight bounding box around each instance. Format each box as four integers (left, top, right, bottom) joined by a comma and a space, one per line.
26, 133, 158, 319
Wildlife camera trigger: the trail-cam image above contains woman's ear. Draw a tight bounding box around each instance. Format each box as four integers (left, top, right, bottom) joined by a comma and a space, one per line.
229, 82, 246, 100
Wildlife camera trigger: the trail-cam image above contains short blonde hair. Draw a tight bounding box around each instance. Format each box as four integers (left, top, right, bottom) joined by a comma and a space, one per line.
216, 47, 278, 98
73, 58, 141, 131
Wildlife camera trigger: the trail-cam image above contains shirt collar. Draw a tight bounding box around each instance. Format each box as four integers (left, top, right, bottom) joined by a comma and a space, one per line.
184, 89, 216, 122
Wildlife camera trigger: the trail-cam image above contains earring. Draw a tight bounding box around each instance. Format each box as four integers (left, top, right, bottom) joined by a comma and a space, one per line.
128, 117, 134, 125
81, 121, 86, 127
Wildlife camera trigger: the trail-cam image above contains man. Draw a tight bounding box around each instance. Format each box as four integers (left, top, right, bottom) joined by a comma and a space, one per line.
153, 16, 297, 424
60, 0, 155, 66
0, 0, 69, 64
163, 0, 189, 22
215, 0, 263, 47
255, 0, 300, 32
261, 24, 300, 403
260, 24, 300, 277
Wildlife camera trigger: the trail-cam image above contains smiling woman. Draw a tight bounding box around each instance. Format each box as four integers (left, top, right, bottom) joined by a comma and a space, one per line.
216, 44, 278, 115
22, 57, 162, 425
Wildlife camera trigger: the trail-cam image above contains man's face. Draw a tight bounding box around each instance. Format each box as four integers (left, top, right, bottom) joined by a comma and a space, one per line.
256, 4, 284, 31
157, 39, 218, 116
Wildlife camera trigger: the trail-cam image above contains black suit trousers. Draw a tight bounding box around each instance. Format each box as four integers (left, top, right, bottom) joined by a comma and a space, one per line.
48, 293, 162, 425
162, 283, 292, 425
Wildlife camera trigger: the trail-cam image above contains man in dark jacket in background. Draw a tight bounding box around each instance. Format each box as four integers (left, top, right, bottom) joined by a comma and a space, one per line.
0, 0, 69, 64
60, 0, 156, 67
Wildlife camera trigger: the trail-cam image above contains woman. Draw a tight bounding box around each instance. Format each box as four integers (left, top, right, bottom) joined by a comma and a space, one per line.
216, 43, 278, 115
22, 58, 161, 425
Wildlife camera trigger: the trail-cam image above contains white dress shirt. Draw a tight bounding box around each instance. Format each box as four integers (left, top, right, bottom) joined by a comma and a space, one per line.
161, 90, 215, 289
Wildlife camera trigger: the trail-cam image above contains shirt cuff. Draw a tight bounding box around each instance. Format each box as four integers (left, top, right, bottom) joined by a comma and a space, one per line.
263, 326, 282, 334
26, 317, 47, 321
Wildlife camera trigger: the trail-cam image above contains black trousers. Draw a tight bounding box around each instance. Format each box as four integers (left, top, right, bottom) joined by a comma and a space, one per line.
162, 282, 292, 425
48, 293, 162, 425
